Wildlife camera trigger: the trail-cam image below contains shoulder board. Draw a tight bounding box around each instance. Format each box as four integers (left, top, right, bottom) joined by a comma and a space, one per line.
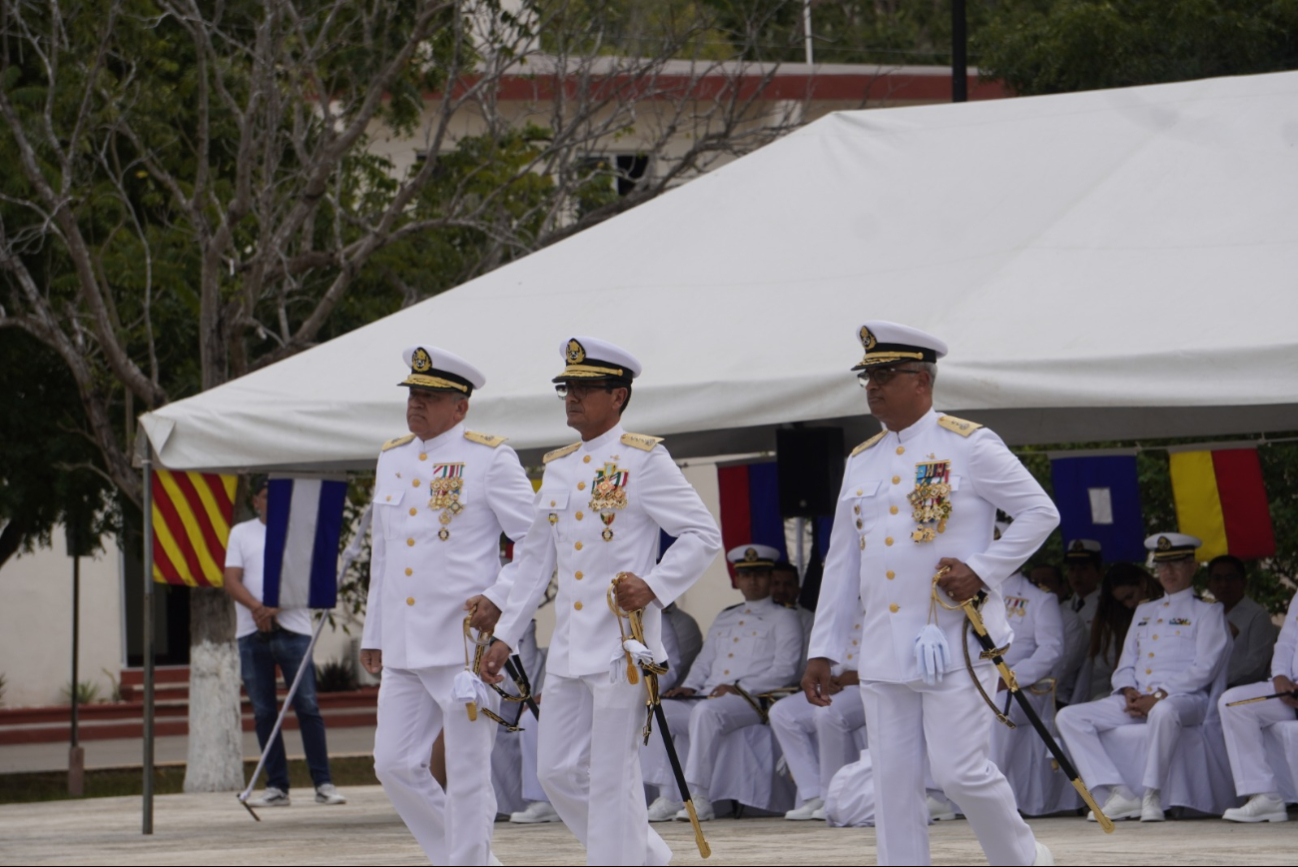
543, 442, 582, 464
722, 602, 744, 612
464, 430, 508, 448
621, 432, 663, 451
381, 433, 416, 452
937, 415, 984, 437
850, 431, 887, 457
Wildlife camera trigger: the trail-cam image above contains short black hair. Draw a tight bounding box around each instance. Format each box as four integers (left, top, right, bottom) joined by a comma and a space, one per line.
1207, 554, 1246, 579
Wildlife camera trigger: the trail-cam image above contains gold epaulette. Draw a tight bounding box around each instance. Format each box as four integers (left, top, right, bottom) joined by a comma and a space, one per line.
464, 430, 508, 448
621, 432, 663, 451
850, 431, 886, 457
937, 415, 984, 437
543, 442, 581, 464
381, 433, 415, 452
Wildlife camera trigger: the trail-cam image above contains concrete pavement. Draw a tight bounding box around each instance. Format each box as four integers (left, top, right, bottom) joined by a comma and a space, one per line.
0, 786, 1291, 866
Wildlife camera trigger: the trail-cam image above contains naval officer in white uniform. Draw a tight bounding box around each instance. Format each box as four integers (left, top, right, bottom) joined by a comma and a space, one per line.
1218, 589, 1298, 822
1057, 533, 1231, 823
482, 337, 722, 866
641, 544, 802, 822
802, 321, 1060, 867
361, 346, 536, 865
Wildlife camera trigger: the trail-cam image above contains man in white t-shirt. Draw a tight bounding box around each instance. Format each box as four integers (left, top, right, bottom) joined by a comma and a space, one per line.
223, 477, 344, 807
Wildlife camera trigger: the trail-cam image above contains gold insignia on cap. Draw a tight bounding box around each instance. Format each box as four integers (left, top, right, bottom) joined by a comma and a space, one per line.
1157, 536, 1171, 551
567, 339, 586, 364
859, 326, 876, 350
412, 347, 432, 373
744, 547, 758, 562
1071, 539, 1085, 552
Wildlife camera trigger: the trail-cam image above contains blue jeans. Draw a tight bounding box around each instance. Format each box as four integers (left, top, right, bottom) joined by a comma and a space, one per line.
238, 629, 332, 792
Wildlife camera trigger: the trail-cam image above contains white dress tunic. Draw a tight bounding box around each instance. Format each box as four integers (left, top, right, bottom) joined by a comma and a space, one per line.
495, 424, 722, 866
808, 410, 1059, 866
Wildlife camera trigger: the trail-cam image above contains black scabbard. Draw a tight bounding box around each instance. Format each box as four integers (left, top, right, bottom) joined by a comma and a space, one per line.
504, 655, 542, 719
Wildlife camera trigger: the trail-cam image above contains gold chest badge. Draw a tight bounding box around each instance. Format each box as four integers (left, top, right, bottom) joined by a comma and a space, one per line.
429, 463, 465, 541
908, 460, 952, 543
589, 462, 629, 541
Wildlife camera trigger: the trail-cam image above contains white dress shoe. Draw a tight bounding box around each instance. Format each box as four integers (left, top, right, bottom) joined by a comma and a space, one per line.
784, 797, 825, 821
1032, 840, 1054, 866
647, 796, 684, 822
810, 805, 827, 821
926, 794, 956, 822
1222, 793, 1288, 823
675, 796, 714, 822
1089, 789, 1140, 822
509, 800, 560, 824
1140, 788, 1165, 822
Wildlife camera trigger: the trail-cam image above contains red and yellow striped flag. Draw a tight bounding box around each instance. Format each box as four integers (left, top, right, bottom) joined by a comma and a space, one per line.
1168, 446, 1275, 561
151, 470, 238, 586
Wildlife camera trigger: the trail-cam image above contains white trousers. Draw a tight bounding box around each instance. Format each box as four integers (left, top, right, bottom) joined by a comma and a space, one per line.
1056, 692, 1208, 793
640, 694, 764, 800
538, 672, 671, 866
862, 670, 1037, 867
1219, 681, 1298, 796
373, 665, 499, 865
769, 693, 867, 801
519, 707, 548, 802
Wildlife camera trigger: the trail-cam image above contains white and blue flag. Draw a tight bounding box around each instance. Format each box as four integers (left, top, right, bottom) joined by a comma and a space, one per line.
1049, 451, 1145, 562
262, 477, 348, 610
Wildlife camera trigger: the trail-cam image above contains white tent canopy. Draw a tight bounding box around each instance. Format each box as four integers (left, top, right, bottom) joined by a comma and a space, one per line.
142, 71, 1298, 473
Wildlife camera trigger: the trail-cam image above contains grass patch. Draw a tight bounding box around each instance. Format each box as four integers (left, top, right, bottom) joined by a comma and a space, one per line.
0, 755, 378, 804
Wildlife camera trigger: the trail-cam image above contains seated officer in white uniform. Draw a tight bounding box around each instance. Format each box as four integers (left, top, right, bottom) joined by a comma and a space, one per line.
1207, 554, 1278, 687
772, 561, 816, 668
770, 618, 865, 821
1030, 562, 1089, 707
361, 346, 536, 865
642, 544, 802, 822
1057, 533, 1230, 823
803, 321, 1060, 867
1218, 589, 1298, 823
986, 525, 1066, 815
1065, 539, 1103, 631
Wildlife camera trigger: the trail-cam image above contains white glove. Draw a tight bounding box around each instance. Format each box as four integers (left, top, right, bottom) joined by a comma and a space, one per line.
913, 624, 950, 686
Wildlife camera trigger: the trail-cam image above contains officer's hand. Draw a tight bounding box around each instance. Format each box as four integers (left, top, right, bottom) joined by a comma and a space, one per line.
614, 572, 657, 611
360, 648, 383, 675
802, 658, 835, 708
1275, 675, 1298, 709
465, 595, 501, 633
254, 605, 279, 632
1129, 694, 1158, 718
479, 641, 512, 684
936, 558, 984, 603
663, 687, 696, 698
1120, 687, 1140, 714
836, 670, 860, 689
710, 684, 739, 698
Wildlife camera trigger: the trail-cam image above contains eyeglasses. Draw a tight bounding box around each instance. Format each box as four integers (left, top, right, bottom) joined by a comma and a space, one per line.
555, 383, 614, 399
857, 367, 923, 388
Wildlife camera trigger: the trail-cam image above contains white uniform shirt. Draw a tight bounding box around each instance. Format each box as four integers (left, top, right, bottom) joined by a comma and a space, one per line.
1225, 595, 1279, 686
1055, 601, 1089, 693
1111, 587, 1230, 697
661, 604, 704, 692
226, 518, 313, 638
496, 424, 722, 678
679, 597, 803, 695
1071, 590, 1099, 633
362, 423, 535, 669
1269, 593, 1298, 682
1000, 572, 1064, 688
809, 411, 1060, 683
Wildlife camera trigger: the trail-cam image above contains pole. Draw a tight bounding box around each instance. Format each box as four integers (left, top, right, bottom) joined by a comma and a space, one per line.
952, 0, 967, 103
141, 456, 154, 835
803, 0, 813, 66
68, 549, 84, 796
794, 517, 806, 578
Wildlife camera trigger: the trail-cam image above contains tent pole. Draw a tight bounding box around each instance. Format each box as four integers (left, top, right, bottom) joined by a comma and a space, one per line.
141, 454, 155, 835
951, 0, 967, 103
802, 0, 813, 66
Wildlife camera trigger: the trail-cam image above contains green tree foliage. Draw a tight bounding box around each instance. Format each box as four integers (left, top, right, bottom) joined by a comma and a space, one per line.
978, 0, 1298, 95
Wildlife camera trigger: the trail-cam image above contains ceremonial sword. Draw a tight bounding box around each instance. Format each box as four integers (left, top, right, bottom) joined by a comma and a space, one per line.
609, 576, 711, 859
1226, 688, 1298, 707
933, 569, 1116, 833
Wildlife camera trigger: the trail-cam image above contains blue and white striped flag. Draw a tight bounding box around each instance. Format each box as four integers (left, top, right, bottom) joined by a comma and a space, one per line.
262, 477, 348, 610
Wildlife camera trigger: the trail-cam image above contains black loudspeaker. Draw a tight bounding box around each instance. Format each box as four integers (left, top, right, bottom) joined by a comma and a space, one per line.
777, 428, 845, 517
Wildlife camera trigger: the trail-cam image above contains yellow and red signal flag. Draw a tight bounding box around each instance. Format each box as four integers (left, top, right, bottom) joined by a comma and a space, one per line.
151, 470, 238, 586
1168, 445, 1275, 561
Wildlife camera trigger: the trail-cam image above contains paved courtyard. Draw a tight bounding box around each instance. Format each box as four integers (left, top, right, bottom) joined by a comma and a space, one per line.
0, 785, 1291, 865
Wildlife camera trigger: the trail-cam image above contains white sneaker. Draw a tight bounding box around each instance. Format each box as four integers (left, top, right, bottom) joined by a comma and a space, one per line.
784, 797, 825, 821
1140, 788, 1165, 822
248, 786, 290, 807
675, 796, 714, 822
926, 794, 956, 822
315, 783, 346, 805
1032, 841, 1054, 866
1223, 793, 1288, 823
646, 796, 684, 823
1088, 789, 1140, 822
509, 801, 560, 824
809, 805, 827, 821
